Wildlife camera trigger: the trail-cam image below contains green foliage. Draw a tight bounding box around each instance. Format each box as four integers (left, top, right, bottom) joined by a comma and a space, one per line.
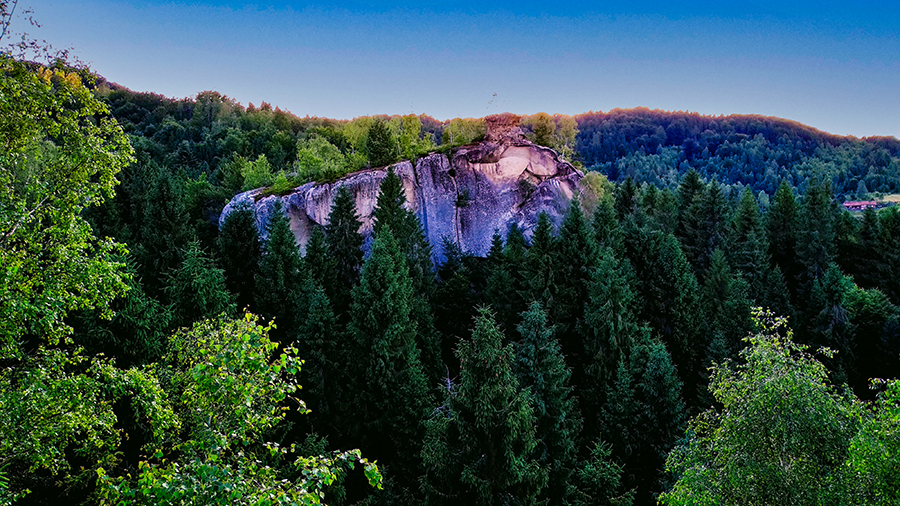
255, 199, 304, 338
96, 314, 382, 505
441, 117, 485, 147
165, 239, 236, 328
0, 58, 133, 353
571, 440, 634, 506
845, 379, 900, 504
324, 185, 364, 318
365, 118, 399, 168
422, 308, 546, 505
661, 309, 861, 506
602, 331, 686, 503
525, 112, 555, 147
240, 154, 275, 191
348, 228, 430, 483
217, 201, 261, 311
514, 302, 581, 505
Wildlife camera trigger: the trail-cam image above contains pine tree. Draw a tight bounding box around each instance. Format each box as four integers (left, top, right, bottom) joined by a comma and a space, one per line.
348, 228, 430, 485
681, 178, 730, 279
571, 439, 634, 506
255, 199, 304, 340
422, 308, 546, 505
166, 239, 236, 328
217, 201, 260, 312
591, 193, 623, 255
627, 230, 704, 407
293, 277, 339, 434
614, 177, 638, 222
324, 185, 364, 318
515, 302, 581, 505
797, 178, 838, 305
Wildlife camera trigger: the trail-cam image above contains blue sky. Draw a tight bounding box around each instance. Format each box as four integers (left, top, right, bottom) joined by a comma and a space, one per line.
16, 1, 900, 138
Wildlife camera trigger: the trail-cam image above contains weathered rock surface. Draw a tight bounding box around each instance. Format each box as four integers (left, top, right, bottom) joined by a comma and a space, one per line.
220, 136, 583, 260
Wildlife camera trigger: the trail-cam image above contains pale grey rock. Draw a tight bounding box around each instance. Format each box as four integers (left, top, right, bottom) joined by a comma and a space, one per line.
219, 137, 583, 261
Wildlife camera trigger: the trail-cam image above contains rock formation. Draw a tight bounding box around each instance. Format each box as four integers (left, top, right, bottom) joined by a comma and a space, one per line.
219, 115, 583, 260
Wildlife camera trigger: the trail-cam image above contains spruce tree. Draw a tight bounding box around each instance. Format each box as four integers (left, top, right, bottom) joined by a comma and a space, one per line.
581, 249, 643, 437
700, 249, 752, 366
422, 308, 546, 505
614, 177, 638, 222
549, 198, 598, 367
324, 185, 364, 318
139, 168, 191, 298
217, 201, 260, 312
524, 212, 556, 304
293, 277, 339, 434
767, 180, 801, 296
680, 178, 730, 279
571, 440, 634, 506
591, 193, 623, 255
303, 224, 329, 288
515, 302, 581, 505
627, 230, 704, 407
166, 239, 236, 328
366, 118, 400, 168
373, 168, 442, 385
601, 331, 686, 504
348, 228, 430, 486
255, 199, 304, 340
728, 187, 769, 302
797, 178, 838, 306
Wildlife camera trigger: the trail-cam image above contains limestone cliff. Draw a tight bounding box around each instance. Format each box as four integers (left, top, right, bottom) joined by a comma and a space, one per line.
219, 124, 583, 259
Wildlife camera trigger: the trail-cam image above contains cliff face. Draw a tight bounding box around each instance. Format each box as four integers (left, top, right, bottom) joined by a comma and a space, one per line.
220, 136, 583, 259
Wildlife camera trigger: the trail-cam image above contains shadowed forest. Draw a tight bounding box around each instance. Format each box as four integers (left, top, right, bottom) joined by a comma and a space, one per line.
3, 47, 900, 505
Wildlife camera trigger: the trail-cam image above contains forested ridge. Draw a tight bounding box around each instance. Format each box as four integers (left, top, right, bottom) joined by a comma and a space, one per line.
3, 34, 900, 506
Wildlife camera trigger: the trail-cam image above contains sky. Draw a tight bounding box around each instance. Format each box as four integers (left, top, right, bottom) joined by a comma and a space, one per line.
12, 1, 900, 138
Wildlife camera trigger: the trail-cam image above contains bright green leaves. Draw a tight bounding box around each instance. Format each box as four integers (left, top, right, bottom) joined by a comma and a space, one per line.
0, 59, 134, 353
661, 309, 862, 505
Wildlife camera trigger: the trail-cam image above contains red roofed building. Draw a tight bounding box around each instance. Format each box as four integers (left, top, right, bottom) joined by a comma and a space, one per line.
843, 200, 879, 211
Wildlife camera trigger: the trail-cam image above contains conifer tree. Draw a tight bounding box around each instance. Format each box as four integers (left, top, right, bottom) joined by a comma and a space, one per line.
728, 187, 769, 302
139, 168, 191, 298
422, 308, 546, 505
255, 199, 304, 339
700, 249, 752, 366
524, 212, 556, 304
166, 240, 236, 328
591, 193, 624, 255
767, 180, 801, 295
627, 230, 704, 407
348, 228, 430, 485
217, 201, 260, 312
581, 249, 643, 435
549, 198, 598, 366
303, 224, 329, 288
676, 169, 705, 217
293, 277, 339, 434
680, 178, 730, 279
366, 118, 399, 168
797, 178, 838, 303
571, 440, 634, 506
614, 177, 638, 222
372, 168, 442, 385
324, 185, 364, 318
602, 331, 686, 504
515, 302, 581, 505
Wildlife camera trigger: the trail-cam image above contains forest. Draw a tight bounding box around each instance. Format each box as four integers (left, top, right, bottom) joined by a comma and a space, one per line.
3, 24, 900, 506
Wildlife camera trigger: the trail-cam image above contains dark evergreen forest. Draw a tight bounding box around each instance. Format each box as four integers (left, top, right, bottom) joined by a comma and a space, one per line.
3, 60, 900, 505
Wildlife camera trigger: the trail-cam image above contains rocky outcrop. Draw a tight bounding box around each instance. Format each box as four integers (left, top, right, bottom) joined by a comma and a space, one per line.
220, 132, 583, 260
